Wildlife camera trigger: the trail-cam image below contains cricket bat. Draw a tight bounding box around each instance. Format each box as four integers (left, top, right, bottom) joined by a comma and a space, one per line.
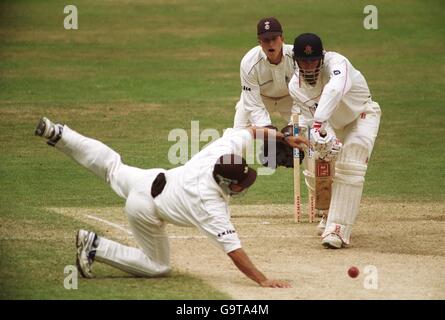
315, 159, 332, 210
314, 130, 333, 210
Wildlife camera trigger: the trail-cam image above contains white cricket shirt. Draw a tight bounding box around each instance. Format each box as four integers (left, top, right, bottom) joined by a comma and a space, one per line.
289, 51, 380, 129
239, 44, 295, 126
154, 129, 254, 253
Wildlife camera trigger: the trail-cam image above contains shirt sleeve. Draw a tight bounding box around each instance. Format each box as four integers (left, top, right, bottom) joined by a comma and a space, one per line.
240, 63, 272, 127
314, 59, 352, 123
222, 128, 255, 156
239, 128, 254, 151
288, 74, 315, 126
199, 198, 242, 253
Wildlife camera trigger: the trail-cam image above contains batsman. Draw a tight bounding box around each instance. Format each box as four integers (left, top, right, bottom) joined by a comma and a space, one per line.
289, 33, 381, 249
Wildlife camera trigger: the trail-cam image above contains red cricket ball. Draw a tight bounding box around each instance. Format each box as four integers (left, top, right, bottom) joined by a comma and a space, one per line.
348, 266, 360, 278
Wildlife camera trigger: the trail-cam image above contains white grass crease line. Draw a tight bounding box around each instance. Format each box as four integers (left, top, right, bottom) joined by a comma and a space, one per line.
84, 214, 133, 235
84, 214, 317, 239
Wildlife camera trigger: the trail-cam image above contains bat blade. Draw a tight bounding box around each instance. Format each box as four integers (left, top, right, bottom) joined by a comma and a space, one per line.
315, 159, 332, 210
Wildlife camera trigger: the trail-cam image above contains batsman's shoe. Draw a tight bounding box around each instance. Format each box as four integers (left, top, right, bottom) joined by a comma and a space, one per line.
321, 223, 349, 249
76, 229, 98, 278
317, 217, 326, 236
34, 117, 63, 146
316, 209, 325, 218
321, 233, 343, 249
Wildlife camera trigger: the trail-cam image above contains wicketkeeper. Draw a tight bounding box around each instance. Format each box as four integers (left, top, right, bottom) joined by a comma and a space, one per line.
288, 33, 381, 249
34, 117, 307, 287
233, 17, 296, 128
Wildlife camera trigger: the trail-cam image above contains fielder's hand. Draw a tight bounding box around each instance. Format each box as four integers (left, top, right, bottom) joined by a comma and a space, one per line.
284, 135, 310, 150
259, 279, 292, 288
310, 121, 342, 161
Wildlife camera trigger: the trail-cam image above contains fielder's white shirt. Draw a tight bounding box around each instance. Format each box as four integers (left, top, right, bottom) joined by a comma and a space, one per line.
289, 51, 380, 129
154, 129, 254, 253
239, 44, 295, 126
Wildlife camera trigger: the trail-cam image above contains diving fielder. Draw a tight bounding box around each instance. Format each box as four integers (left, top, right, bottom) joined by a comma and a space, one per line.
233, 17, 296, 128
35, 117, 306, 287
288, 33, 381, 249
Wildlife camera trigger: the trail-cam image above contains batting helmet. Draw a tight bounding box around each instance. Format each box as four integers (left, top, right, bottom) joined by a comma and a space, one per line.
293, 33, 324, 61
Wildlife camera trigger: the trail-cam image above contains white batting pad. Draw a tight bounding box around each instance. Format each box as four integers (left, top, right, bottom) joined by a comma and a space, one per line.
303, 169, 315, 192
324, 143, 369, 244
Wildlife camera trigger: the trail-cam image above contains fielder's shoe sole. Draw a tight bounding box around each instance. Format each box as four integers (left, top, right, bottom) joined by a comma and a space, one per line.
34, 117, 63, 146
34, 117, 54, 138
76, 229, 97, 278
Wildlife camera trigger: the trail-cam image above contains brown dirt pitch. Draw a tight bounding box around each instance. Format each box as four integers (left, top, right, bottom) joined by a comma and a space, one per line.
53, 199, 445, 300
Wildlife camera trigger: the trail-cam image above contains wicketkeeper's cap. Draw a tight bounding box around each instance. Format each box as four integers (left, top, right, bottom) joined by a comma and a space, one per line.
213, 154, 257, 189
257, 17, 283, 40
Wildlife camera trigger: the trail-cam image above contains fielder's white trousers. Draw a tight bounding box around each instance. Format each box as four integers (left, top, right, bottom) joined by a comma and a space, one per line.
56, 126, 170, 277
233, 95, 293, 128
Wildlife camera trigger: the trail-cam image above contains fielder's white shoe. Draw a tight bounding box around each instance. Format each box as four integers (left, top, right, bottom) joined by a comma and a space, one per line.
34, 117, 63, 146
317, 217, 326, 236
76, 229, 98, 278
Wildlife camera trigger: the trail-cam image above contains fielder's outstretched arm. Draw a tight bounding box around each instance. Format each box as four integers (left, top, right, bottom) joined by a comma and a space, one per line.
248, 127, 309, 150
227, 248, 291, 288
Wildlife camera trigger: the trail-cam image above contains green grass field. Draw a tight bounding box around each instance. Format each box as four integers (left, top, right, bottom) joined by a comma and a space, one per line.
1, 0, 444, 299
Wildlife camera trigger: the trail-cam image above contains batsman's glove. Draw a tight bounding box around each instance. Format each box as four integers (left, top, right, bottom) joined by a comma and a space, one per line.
310, 121, 342, 161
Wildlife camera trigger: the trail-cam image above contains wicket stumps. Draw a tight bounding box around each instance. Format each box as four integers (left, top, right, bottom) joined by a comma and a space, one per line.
292, 115, 317, 223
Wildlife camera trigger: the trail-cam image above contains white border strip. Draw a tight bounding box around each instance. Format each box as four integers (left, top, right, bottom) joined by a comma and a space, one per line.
85, 214, 133, 235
